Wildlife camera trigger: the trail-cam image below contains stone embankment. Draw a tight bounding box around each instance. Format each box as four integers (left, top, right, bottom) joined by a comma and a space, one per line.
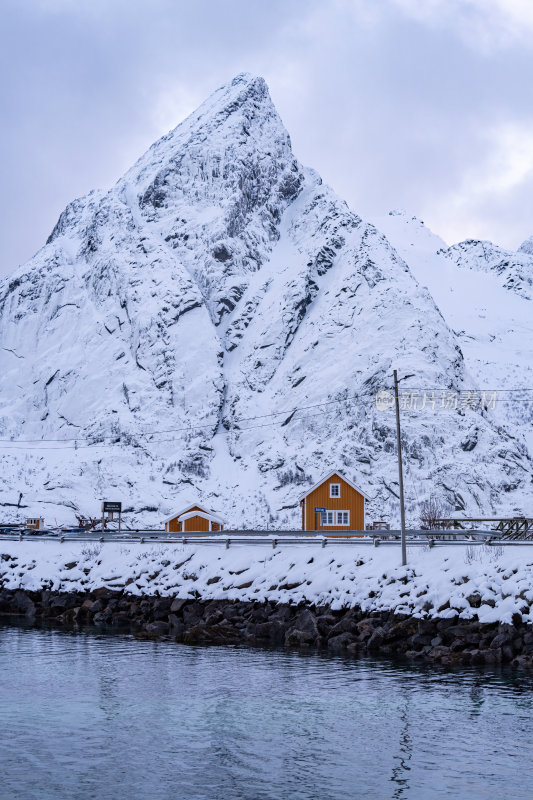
2, 587, 533, 669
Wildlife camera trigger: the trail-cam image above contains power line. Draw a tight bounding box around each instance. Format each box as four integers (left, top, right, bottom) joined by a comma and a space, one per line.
0, 386, 531, 451
0, 391, 378, 445
0, 405, 357, 451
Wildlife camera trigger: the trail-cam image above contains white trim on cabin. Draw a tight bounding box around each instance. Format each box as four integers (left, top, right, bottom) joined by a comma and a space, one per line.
329, 482, 340, 498
162, 503, 218, 524
176, 509, 224, 533
298, 470, 369, 502
177, 510, 224, 525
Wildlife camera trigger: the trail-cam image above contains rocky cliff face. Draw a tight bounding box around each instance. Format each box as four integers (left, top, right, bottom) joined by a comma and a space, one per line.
0, 74, 531, 526
440, 239, 533, 300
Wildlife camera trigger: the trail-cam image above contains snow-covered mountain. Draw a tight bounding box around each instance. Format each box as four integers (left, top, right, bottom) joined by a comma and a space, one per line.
375, 212, 533, 454
0, 74, 531, 527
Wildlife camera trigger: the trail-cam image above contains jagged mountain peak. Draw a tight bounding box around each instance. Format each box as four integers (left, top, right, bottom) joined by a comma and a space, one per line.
122, 71, 293, 193
439, 238, 533, 299
518, 234, 533, 256
47, 72, 295, 247
41, 72, 309, 329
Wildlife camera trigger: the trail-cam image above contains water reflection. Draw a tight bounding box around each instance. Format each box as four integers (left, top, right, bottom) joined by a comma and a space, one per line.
390, 697, 412, 798
469, 681, 485, 716
1, 624, 533, 800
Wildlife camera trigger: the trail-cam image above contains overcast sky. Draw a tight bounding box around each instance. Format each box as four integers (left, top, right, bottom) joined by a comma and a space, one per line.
2, 0, 533, 277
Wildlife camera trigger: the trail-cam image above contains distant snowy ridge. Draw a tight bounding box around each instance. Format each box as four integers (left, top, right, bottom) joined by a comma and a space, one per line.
439, 239, 533, 300
0, 74, 531, 527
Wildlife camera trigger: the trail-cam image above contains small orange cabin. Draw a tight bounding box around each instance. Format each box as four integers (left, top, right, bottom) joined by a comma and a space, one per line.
163, 504, 224, 533
26, 517, 44, 531
299, 470, 367, 532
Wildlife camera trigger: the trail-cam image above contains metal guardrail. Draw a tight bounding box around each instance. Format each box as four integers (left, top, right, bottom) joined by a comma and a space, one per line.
0, 530, 528, 547
0, 526, 495, 538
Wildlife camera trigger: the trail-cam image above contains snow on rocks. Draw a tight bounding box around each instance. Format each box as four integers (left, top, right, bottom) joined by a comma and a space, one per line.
1, 540, 532, 626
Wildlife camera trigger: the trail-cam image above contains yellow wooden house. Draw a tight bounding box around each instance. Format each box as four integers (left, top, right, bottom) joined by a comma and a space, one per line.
299, 470, 367, 531
26, 517, 45, 531
163, 503, 224, 533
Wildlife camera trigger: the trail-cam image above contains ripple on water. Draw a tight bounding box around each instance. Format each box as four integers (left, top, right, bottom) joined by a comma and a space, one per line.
1, 624, 533, 800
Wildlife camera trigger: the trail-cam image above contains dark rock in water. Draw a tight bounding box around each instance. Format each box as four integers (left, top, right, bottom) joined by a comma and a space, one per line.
470, 650, 485, 665
285, 628, 314, 647
290, 608, 319, 636
483, 648, 502, 665
367, 627, 386, 652
11, 591, 36, 618
168, 614, 185, 637
183, 602, 203, 626
223, 603, 245, 622
418, 619, 436, 635
283, 608, 319, 647
328, 616, 357, 638
145, 621, 170, 635
61, 606, 81, 623
502, 645, 515, 661
153, 599, 172, 621
429, 645, 451, 660
327, 632, 354, 652
206, 621, 242, 645
182, 625, 205, 645
50, 595, 72, 611
490, 631, 513, 650
254, 620, 285, 645
410, 633, 433, 649
1, 587, 532, 670
317, 613, 337, 635
0, 590, 14, 613
204, 609, 223, 627
269, 604, 294, 623
110, 613, 131, 628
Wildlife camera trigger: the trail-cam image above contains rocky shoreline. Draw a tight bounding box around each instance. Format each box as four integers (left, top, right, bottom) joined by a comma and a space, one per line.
1, 587, 532, 669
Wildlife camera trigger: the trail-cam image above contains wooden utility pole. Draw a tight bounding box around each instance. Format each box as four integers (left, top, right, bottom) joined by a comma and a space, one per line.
394, 370, 407, 566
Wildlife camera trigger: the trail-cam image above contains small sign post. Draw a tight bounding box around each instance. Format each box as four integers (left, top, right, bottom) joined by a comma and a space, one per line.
314, 506, 326, 532
102, 501, 122, 535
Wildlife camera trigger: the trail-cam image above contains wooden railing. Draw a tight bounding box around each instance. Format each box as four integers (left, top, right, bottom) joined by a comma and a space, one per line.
434, 518, 533, 540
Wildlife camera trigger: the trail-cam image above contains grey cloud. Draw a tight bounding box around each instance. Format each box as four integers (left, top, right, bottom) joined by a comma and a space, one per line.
1, 0, 532, 276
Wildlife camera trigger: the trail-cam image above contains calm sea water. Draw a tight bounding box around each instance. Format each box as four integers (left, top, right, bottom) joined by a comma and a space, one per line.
1, 624, 532, 800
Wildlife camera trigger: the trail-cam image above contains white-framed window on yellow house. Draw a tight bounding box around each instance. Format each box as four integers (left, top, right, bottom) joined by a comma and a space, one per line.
321, 510, 350, 526
330, 483, 340, 498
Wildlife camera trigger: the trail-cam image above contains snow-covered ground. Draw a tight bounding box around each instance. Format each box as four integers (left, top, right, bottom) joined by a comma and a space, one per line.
2, 539, 532, 625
